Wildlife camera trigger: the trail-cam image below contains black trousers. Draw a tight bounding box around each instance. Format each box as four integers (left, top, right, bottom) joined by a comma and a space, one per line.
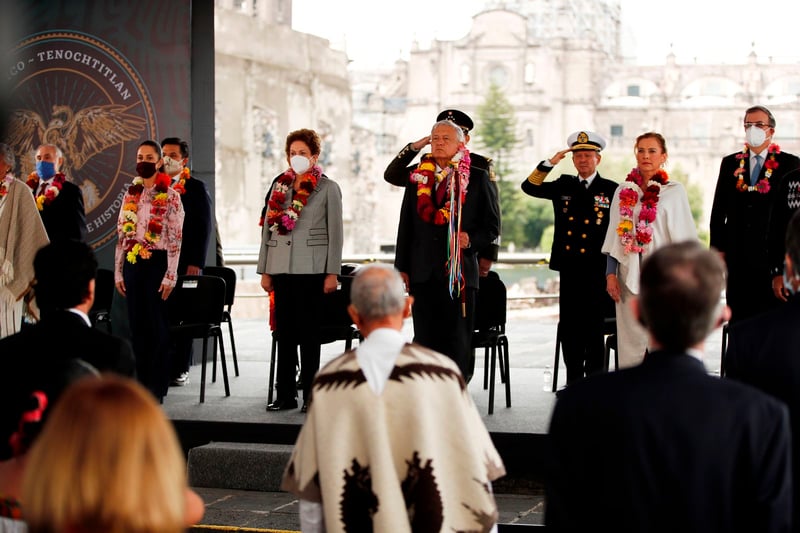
559, 267, 612, 384
726, 258, 779, 323
169, 265, 197, 379
271, 274, 325, 402
123, 251, 171, 400
409, 279, 476, 378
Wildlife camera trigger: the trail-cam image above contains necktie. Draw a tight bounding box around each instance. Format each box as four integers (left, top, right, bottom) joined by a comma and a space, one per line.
435, 178, 448, 206
752, 155, 763, 186
38, 181, 48, 196
582, 180, 589, 189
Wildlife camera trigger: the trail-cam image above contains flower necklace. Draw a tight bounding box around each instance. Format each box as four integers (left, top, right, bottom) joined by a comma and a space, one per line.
172, 166, 191, 195
120, 172, 171, 264
411, 149, 471, 225
735, 143, 779, 194
616, 167, 669, 254
266, 165, 321, 235
26, 171, 66, 211
0, 173, 13, 199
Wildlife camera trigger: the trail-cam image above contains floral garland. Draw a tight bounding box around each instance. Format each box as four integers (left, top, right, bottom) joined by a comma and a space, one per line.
172, 166, 191, 195
121, 172, 172, 264
0, 173, 13, 198
735, 143, 780, 194
411, 149, 471, 225
26, 171, 66, 211
616, 167, 669, 254
266, 165, 321, 235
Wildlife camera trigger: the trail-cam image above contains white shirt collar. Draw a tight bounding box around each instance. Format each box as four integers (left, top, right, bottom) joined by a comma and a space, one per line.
579, 171, 598, 187
67, 308, 92, 327
355, 328, 409, 394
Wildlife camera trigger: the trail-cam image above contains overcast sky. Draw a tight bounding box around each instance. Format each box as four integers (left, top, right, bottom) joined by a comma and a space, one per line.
293, 0, 800, 68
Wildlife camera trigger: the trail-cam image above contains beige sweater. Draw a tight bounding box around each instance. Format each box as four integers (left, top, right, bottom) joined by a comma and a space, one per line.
281, 343, 505, 533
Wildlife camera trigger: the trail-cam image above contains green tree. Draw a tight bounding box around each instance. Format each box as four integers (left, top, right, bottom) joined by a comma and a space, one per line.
473, 83, 548, 250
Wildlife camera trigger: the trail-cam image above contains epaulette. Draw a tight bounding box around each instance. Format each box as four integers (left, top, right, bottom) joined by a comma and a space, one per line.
471, 152, 497, 181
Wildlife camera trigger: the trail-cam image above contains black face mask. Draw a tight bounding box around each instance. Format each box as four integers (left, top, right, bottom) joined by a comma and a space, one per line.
136, 161, 157, 178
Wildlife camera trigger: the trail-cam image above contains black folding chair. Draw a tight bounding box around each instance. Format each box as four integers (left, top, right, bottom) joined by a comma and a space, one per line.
169, 275, 230, 403
554, 316, 617, 392
89, 268, 115, 333
472, 271, 511, 415
203, 266, 240, 377
267, 265, 362, 405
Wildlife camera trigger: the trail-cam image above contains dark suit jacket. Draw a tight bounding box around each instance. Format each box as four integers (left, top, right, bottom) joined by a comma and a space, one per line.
710, 150, 800, 264
0, 310, 135, 460
40, 180, 87, 242
384, 144, 501, 289
521, 166, 618, 273
177, 175, 213, 273
547, 351, 792, 533
726, 295, 800, 529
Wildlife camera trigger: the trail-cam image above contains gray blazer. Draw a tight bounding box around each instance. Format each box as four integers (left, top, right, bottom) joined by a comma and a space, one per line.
257, 174, 343, 275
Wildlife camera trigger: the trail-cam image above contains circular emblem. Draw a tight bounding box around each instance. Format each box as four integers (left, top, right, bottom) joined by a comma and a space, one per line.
577, 132, 589, 144
7, 31, 157, 249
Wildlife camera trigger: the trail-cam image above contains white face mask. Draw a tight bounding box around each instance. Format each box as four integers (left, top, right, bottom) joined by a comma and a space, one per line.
163, 156, 183, 176
745, 126, 768, 148
290, 155, 311, 174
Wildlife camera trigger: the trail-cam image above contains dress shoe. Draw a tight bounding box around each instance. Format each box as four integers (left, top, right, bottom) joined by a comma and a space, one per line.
266, 398, 297, 411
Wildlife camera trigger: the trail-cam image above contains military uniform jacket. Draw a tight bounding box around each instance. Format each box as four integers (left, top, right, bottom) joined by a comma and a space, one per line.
384, 144, 500, 289
521, 163, 617, 272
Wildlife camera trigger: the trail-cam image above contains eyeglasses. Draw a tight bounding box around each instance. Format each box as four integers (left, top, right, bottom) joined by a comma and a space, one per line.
744, 122, 771, 129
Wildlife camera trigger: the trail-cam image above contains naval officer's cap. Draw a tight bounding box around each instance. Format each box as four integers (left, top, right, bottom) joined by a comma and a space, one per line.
567, 131, 606, 152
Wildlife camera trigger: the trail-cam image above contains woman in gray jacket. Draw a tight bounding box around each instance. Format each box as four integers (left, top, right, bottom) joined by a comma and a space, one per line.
258, 129, 343, 413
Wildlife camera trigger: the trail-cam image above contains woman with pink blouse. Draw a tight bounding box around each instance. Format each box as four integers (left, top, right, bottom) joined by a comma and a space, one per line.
114, 140, 184, 401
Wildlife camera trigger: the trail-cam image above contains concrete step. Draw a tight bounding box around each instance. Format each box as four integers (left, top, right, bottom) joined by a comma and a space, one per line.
188, 442, 293, 492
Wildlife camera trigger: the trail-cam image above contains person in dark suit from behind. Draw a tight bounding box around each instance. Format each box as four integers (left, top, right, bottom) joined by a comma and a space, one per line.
161, 137, 213, 387
547, 241, 792, 533
727, 208, 800, 529
27, 144, 87, 243
522, 131, 618, 385
0, 239, 135, 460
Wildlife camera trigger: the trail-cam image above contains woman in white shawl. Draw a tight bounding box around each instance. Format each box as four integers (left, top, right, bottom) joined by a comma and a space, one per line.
602, 132, 697, 367
0, 143, 49, 338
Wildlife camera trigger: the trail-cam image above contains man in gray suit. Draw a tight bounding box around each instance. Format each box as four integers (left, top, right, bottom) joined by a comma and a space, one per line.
547, 241, 792, 532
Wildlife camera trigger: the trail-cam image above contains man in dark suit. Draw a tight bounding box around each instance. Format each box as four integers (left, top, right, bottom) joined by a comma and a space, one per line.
30, 144, 86, 242
384, 119, 501, 379
727, 208, 800, 529
161, 137, 212, 386
710, 105, 800, 323
0, 239, 135, 460
522, 131, 618, 385
547, 241, 792, 532
435, 109, 502, 277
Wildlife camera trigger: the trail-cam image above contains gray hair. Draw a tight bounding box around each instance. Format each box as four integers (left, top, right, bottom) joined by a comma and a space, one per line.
38, 144, 64, 162
350, 264, 406, 322
744, 105, 776, 128
431, 119, 465, 143
0, 143, 14, 168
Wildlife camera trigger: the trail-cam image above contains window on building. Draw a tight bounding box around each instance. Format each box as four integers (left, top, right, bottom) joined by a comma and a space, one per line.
524, 63, 535, 85
610, 125, 623, 137
626, 85, 640, 97
526, 129, 534, 147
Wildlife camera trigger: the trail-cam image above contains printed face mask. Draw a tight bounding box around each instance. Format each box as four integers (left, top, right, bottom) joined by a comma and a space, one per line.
163, 156, 183, 176
745, 126, 767, 147
290, 155, 311, 175
36, 160, 55, 180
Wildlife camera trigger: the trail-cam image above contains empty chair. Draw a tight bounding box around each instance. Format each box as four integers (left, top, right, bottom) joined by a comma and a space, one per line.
203, 265, 240, 377
471, 271, 511, 415
168, 275, 230, 403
